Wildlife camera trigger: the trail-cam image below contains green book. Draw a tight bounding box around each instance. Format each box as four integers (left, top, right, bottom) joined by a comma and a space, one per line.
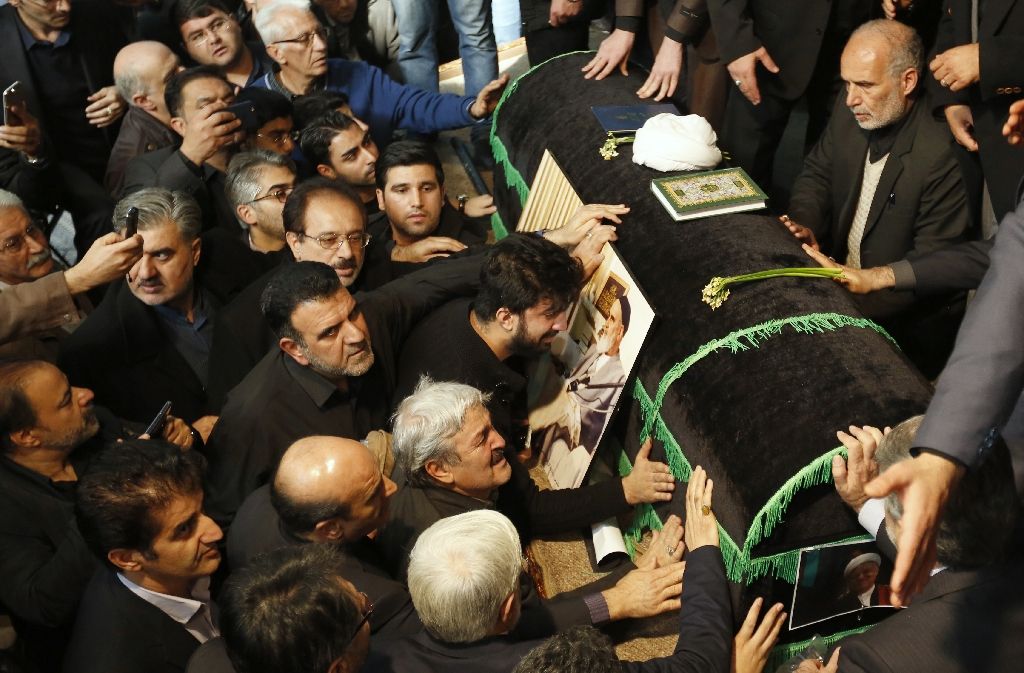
651, 167, 768, 221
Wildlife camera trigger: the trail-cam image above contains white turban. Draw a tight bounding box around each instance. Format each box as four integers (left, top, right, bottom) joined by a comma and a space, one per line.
844, 552, 882, 577
631, 113, 723, 172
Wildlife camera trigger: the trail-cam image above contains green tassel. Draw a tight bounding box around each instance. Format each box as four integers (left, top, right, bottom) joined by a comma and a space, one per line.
765, 625, 873, 673
490, 211, 509, 241
746, 533, 874, 584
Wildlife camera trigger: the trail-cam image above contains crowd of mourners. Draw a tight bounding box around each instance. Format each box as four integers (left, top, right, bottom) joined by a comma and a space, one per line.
1, 1, 1023, 673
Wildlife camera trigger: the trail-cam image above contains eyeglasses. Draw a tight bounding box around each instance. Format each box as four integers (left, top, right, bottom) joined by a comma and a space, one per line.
256, 130, 294, 147
186, 18, 232, 48
1, 223, 45, 254
248, 186, 294, 205
271, 27, 328, 48
21, 0, 70, 9
298, 231, 371, 250
343, 592, 374, 649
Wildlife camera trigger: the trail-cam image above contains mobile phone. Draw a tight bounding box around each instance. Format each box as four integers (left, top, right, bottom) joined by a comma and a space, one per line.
225, 101, 259, 132
143, 401, 173, 438
123, 206, 139, 238
3, 82, 25, 127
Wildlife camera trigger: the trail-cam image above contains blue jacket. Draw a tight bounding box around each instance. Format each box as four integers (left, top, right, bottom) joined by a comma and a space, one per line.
252, 59, 478, 146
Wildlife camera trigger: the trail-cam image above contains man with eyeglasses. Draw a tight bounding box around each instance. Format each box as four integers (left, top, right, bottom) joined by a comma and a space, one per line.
175, 0, 274, 89
235, 87, 297, 157
251, 0, 508, 148
203, 250, 483, 526
122, 66, 243, 233
0, 189, 143, 360
0, 0, 128, 256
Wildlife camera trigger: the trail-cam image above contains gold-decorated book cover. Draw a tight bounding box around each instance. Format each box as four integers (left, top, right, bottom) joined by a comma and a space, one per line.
651, 167, 767, 221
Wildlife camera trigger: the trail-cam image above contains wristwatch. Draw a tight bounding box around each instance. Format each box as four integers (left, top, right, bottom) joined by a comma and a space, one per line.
457, 194, 469, 213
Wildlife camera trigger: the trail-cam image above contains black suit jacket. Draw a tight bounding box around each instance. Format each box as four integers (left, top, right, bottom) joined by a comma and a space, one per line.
226, 485, 421, 638
58, 281, 210, 424
0, 1, 126, 153
368, 630, 543, 673
63, 570, 202, 673
706, 0, 870, 99
121, 146, 236, 232
105, 106, 178, 197
931, 0, 1024, 218
836, 561, 1024, 672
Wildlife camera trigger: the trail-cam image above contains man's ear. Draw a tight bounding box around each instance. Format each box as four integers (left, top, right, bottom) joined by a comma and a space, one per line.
424, 460, 455, 486
279, 336, 308, 365
237, 203, 258, 227
902, 68, 919, 97
494, 307, 516, 333
265, 44, 285, 67
285, 231, 303, 259
496, 590, 518, 634
312, 518, 345, 542
7, 428, 41, 451
107, 548, 145, 574
169, 116, 187, 138
133, 93, 156, 112
191, 236, 202, 267
375, 188, 385, 212
316, 163, 338, 180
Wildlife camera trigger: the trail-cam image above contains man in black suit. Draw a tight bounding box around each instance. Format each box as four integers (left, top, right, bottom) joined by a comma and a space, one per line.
204, 254, 482, 526
106, 41, 184, 197
121, 67, 243, 232
59, 189, 216, 425
227, 435, 421, 638
67, 439, 223, 673
826, 417, 1022, 672
782, 19, 971, 378
0, 359, 195, 673
707, 0, 871, 193
217, 545, 378, 673
0, 0, 127, 253
929, 0, 1024, 219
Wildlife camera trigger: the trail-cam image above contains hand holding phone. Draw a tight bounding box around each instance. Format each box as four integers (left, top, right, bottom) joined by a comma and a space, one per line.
123, 206, 139, 239
178, 99, 243, 166
142, 401, 173, 438
3, 82, 26, 127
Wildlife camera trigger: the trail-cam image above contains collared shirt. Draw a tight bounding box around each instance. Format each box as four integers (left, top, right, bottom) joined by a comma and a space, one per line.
117, 574, 218, 643
152, 289, 216, 388
15, 13, 109, 176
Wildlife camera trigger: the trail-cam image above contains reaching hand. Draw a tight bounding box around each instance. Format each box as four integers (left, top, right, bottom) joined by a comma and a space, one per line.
802, 244, 896, 294
548, 0, 583, 26
602, 561, 685, 620
85, 86, 127, 128
727, 47, 779, 106
0, 102, 42, 157
545, 203, 629, 248
570, 223, 617, 279
621, 437, 675, 505
944, 104, 979, 151
832, 425, 887, 513
930, 44, 981, 92
161, 416, 195, 451
63, 232, 144, 295
779, 215, 819, 250
469, 74, 510, 120
391, 236, 467, 263
863, 452, 963, 606
643, 514, 685, 570
191, 415, 219, 444
637, 39, 683, 101
582, 29, 636, 80
1002, 99, 1024, 145
463, 194, 496, 218
732, 598, 787, 673
684, 465, 719, 551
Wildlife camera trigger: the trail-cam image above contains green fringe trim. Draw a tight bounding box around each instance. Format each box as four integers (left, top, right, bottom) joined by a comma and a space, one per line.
489, 52, 595, 215
490, 210, 509, 240
621, 312, 894, 584
745, 533, 874, 584
765, 625, 872, 673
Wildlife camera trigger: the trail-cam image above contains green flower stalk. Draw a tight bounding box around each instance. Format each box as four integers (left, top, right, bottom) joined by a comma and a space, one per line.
702, 267, 844, 310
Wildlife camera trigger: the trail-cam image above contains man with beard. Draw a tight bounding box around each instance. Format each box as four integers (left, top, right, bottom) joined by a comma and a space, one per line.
204, 253, 483, 526
0, 359, 193, 672
779, 20, 971, 379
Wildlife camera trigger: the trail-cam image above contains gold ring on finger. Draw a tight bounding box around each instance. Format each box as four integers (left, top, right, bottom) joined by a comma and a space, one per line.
701, 504, 711, 516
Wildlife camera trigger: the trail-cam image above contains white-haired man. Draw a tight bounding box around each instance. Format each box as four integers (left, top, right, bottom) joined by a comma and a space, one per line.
249, 0, 508, 147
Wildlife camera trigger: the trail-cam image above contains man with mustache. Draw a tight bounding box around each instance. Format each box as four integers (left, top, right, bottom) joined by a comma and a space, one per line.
204, 252, 483, 526
780, 20, 971, 379
67, 439, 223, 673
59, 188, 218, 426
0, 359, 194, 673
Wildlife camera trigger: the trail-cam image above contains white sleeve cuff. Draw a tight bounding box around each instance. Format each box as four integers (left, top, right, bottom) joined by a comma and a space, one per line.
858, 498, 886, 538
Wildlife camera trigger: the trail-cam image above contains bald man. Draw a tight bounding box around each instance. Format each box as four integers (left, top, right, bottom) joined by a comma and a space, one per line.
105, 41, 184, 195
224, 435, 419, 637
